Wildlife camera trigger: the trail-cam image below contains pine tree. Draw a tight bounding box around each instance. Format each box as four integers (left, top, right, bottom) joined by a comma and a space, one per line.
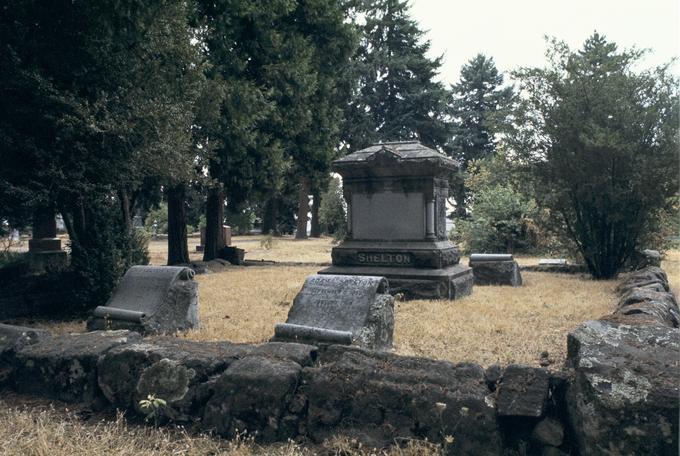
449, 54, 514, 217
343, 0, 451, 151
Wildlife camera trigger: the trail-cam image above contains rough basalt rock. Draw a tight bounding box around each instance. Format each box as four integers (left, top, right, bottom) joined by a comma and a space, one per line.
0, 323, 51, 385
495, 364, 550, 417
202, 356, 303, 442
12, 330, 140, 403
300, 346, 501, 455
616, 266, 669, 295
566, 320, 679, 455
612, 287, 679, 328
98, 337, 316, 422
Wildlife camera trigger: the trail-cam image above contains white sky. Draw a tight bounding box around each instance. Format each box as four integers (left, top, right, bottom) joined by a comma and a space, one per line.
409, 0, 679, 85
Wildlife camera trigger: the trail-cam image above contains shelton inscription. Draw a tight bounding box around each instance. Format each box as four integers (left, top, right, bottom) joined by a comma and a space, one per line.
357, 252, 413, 265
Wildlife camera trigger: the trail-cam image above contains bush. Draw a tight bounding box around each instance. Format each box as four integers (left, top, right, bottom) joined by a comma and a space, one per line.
144, 204, 168, 235
70, 199, 149, 310
456, 184, 539, 254
225, 206, 256, 235
319, 177, 347, 241
454, 152, 543, 254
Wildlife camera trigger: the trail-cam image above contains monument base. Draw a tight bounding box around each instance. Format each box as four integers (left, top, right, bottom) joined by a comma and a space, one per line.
29, 251, 68, 272
318, 264, 473, 300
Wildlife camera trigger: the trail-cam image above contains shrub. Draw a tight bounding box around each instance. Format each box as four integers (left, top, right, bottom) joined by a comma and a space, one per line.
70, 199, 149, 310
319, 177, 347, 241
456, 184, 538, 254
454, 152, 542, 254
144, 204, 168, 235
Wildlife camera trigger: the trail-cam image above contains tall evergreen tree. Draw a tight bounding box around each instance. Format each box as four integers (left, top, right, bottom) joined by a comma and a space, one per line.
0, 0, 205, 303
449, 54, 514, 217
512, 33, 679, 278
343, 0, 451, 151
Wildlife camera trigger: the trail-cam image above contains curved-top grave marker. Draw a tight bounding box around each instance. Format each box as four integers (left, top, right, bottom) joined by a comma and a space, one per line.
87, 265, 199, 334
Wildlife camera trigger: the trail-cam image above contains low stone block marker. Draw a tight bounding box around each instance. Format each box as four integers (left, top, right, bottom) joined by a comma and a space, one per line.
272, 274, 394, 350
87, 265, 199, 334
469, 253, 522, 286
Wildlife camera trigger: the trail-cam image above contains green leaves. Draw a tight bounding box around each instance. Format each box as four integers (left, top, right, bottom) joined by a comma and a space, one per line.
512, 33, 679, 277
343, 0, 450, 151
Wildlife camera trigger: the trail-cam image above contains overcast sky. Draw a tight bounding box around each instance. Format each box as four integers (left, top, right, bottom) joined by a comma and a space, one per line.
409, 0, 679, 86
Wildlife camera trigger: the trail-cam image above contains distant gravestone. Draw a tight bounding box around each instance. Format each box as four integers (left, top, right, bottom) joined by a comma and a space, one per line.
87, 265, 199, 334
469, 253, 522, 287
272, 274, 394, 350
538, 259, 568, 266
196, 225, 231, 253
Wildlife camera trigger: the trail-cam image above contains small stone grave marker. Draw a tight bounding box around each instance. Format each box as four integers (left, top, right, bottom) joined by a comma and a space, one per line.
272, 274, 394, 350
469, 253, 522, 286
538, 259, 568, 266
87, 265, 199, 334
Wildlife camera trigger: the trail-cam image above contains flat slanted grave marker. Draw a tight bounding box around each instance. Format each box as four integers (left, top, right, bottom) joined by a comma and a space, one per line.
87, 265, 199, 334
538, 259, 568, 266
273, 274, 394, 350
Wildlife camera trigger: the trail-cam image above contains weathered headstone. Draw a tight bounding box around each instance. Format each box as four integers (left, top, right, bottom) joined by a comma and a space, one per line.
223, 225, 232, 247
469, 253, 522, 286
87, 265, 199, 334
319, 141, 473, 300
196, 225, 231, 253
529, 258, 586, 274
196, 227, 206, 252
28, 207, 67, 271
272, 274, 394, 350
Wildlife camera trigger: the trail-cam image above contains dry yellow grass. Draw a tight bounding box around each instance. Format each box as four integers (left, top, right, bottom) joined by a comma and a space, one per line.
181, 266, 615, 368
147, 235, 336, 265
0, 394, 442, 456
662, 248, 680, 296
21, 236, 622, 368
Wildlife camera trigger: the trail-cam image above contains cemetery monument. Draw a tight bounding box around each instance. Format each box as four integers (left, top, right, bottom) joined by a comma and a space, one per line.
319, 141, 473, 299
28, 207, 67, 271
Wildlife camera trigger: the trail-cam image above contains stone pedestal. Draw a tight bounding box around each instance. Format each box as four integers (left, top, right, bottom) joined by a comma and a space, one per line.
318, 141, 473, 300
29, 207, 67, 271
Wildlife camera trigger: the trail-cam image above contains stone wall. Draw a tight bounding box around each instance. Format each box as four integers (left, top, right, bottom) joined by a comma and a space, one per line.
0, 265, 677, 455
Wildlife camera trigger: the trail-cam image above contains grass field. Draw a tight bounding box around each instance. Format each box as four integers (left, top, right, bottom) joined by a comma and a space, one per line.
38, 235, 621, 368
8, 235, 677, 455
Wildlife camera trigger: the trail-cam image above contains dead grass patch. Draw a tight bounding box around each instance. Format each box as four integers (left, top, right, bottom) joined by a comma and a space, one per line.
0, 394, 442, 456
662, 248, 679, 296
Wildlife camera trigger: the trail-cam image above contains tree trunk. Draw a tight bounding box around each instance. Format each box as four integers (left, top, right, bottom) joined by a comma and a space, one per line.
310, 187, 321, 238
295, 176, 310, 240
118, 190, 132, 233
167, 184, 189, 265
262, 197, 278, 235
203, 186, 225, 261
